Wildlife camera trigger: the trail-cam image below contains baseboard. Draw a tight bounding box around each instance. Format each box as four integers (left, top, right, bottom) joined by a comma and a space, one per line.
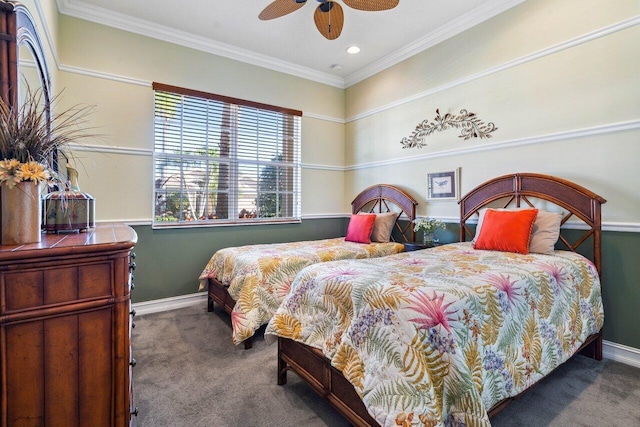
132, 292, 207, 316
132, 294, 640, 368
603, 340, 640, 368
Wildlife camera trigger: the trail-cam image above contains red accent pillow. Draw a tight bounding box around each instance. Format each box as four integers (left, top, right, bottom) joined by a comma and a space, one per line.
474, 209, 538, 254
345, 214, 376, 244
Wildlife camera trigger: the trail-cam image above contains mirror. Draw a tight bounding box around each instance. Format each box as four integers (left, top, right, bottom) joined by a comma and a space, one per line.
18, 42, 45, 107
15, 3, 52, 136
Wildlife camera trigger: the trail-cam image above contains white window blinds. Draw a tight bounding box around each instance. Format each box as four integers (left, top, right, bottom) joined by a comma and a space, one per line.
152, 83, 301, 227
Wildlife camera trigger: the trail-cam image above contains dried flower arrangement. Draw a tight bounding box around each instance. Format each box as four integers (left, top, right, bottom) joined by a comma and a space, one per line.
0, 86, 95, 188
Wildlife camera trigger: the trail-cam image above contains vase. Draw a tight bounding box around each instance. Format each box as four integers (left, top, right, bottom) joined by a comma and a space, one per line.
1, 181, 43, 245
422, 232, 439, 246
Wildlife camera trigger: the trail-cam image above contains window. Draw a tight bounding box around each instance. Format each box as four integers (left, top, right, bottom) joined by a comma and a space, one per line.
152, 83, 302, 228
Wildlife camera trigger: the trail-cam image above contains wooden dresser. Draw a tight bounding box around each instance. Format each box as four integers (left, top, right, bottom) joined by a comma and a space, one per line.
0, 223, 138, 426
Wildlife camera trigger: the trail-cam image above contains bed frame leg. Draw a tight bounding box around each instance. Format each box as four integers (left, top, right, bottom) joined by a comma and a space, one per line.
243, 337, 253, 350
579, 332, 603, 361
207, 295, 214, 312
594, 334, 603, 361
277, 337, 288, 385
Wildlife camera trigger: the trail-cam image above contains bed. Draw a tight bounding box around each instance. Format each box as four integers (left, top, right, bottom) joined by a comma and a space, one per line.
199, 184, 418, 348
266, 173, 606, 426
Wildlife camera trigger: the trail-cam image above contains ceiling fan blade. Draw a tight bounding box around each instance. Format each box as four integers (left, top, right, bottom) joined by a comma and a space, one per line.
314, 1, 344, 40
259, 0, 306, 21
342, 0, 399, 12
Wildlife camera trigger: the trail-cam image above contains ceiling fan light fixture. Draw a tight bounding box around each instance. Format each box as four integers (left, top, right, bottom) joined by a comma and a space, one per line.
259, 0, 399, 39
347, 45, 361, 54
319, 1, 333, 12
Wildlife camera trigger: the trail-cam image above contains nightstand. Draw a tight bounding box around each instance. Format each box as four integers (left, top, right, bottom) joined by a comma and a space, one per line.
403, 241, 435, 252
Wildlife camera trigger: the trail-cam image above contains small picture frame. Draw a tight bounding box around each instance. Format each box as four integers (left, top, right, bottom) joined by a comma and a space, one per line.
427, 168, 460, 201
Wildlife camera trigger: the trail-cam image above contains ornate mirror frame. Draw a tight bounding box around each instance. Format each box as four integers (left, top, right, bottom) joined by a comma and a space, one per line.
0, 1, 53, 227
1, 1, 51, 110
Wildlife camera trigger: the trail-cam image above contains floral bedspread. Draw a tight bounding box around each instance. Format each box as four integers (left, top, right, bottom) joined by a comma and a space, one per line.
265, 243, 603, 427
198, 237, 404, 345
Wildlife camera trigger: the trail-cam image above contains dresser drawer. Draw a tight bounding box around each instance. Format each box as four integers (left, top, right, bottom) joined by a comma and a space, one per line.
2, 261, 113, 313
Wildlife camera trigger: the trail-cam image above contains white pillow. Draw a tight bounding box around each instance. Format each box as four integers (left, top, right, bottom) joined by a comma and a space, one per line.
473, 208, 562, 254
360, 211, 398, 243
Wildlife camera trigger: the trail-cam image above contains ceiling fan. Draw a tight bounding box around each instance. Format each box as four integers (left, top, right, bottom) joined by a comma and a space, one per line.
259, 0, 399, 40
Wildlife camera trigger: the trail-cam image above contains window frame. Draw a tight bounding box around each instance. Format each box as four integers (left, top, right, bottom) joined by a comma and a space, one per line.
151, 83, 302, 229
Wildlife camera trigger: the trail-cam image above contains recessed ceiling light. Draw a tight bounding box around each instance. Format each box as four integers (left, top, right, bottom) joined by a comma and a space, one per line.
346, 46, 360, 54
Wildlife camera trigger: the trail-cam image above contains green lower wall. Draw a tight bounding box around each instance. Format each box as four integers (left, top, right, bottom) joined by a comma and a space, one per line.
131, 219, 639, 349
601, 231, 640, 349
130, 218, 346, 303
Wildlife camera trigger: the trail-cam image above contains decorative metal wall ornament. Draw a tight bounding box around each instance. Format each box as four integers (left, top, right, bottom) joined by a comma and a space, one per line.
400, 109, 498, 149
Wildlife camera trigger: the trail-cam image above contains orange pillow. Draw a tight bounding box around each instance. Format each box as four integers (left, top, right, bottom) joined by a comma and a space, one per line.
474, 209, 538, 254
345, 214, 376, 244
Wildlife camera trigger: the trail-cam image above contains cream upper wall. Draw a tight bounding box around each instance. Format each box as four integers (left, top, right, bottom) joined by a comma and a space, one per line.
16, 0, 640, 225
348, 131, 638, 222
344, 0, 639, 225
50, 14, 346, 220
345, 0, 639, 118
345, 26, 639, 165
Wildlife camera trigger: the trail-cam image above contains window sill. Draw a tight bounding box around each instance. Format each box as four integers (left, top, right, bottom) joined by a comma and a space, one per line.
151, 218, 302, 230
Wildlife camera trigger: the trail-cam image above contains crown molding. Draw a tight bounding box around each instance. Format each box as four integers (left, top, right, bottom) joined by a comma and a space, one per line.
343, 0, 525, 87
56, 0, 526, 90
55, 0, 344, 88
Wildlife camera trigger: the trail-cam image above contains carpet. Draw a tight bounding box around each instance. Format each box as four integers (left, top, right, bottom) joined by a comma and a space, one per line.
132, 304, 640, 426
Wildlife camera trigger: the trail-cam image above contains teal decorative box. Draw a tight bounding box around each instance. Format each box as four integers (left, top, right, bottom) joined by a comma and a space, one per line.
42, 166, 95, 233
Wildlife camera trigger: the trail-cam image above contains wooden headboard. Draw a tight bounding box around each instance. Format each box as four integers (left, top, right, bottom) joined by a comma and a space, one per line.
459, 173, 606, 274
351, 184, 418, 242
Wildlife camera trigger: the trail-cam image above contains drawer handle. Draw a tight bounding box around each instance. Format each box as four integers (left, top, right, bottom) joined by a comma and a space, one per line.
132, 322, 136, 329
131, 407, 139, 417
129, 261, 137, 271
130, 358, 137, 367
130, 282, 135, 290
131, 252, 136, 259
130, 309, 136, 317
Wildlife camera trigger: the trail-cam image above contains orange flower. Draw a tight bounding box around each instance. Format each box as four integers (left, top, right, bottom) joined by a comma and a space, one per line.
0, 159, 50, 188
15, 161, 50, 183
